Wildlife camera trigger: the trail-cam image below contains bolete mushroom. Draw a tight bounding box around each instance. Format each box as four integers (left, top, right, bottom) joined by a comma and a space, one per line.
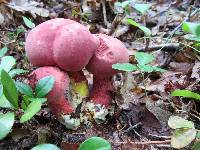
86, 34, 129, 108
25, 18, 97, 129
29, 66, 80, 129
25, 18, 98, 71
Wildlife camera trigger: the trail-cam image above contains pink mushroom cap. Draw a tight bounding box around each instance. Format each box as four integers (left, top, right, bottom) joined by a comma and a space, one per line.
86, 34, 129, 79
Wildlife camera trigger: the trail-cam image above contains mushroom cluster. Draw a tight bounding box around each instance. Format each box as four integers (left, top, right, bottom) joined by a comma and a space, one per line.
25, 18, 129, 129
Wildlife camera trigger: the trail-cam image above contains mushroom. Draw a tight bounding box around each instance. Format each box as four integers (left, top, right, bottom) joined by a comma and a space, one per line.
25, 18, 99, 71
29, 67, 80, 129
86, 34, 129, 121
25, 18, 97, 129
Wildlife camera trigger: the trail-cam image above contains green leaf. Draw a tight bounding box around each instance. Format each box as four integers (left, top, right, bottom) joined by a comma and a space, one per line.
194, 43, 200, 46
184, 34, 200, 41
0, 94, 13, 108
20, 101, 42, 123
21, 95, 30, 110
135, 52, 154, 65
29, 98, 47, 103
1, 70, 18, 108
171, 89, 200, 100
192, 142, 200, 150
16, 28, 25, 37
78, 137, 111, 150
15, 81, 34, 98
0, 112, 15, 140
137, 64, 165, 73
112, 63, 138, 72
171, 128, 196, 149
134, 4, 151, 15
35, 76, 55, 98
168, 116, 195, 129
31, 144, 60, 150
9, 69, 28, 78
182, 22, 200, 36
137, 64, 154, 72
0, 47, 8, 57
127, 19, 151, 36
121, 0, 132, 8
22, 16, 35, 29
0, 56, 16, 72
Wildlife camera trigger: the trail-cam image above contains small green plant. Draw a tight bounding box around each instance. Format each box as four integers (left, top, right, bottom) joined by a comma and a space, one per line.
78, 136, 111, 150
170, 90, 200, 149
182, 22, 200, 41
0, 66, 55, 140
168, 116, 200, 149
30, 137, 111, 150
22, 16, 35, 29
112, 52, 165, 73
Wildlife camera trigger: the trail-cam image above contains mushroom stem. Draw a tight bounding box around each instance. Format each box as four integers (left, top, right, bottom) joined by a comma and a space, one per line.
28, 67, 74, 117
90, 76, 114, 107
67, 71, 89, 108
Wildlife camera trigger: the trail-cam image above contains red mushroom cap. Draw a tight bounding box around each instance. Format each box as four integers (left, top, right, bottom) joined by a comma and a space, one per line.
25, 18, 76, 66
29, 66, 74, 117
53, 23, 99, 71
86, 34, 129, 79
25, 18, 99, 72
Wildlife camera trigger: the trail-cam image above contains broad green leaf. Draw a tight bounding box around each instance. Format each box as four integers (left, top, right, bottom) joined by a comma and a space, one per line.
9, 69, 28, 78
121, 0, 132, 8
35, 76, 55, 98
168, 116, 195, 129
137, 64, 154, 72
171, 128, 196, 149
15, 81, 34, 98
192, 142, 200, 150
127, 19, 151, 36
1, 70, 18, 108
112, 63, 138, 72
0, 112, 15, 140
134, 4, 151, 14
31, 144, 60, 150
184, 34, 200, 41
135, 52, 154, 65
22, 16, 35, 29
182, 22, 200, 36
171, 89, 200, 100
0, 94, 13, 108
0, 47, 8, 57
137, 65, 165, 73
78, 137, 111, 150
29, 98, 47, 103
0, 56, 16, 72
20, 101, 42, 123
21, 95, 30, 110
194, 43, 200, 46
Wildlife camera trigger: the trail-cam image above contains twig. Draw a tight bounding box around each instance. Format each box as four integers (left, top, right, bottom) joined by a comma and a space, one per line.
101, 0, 110, 28
117, 140, 171, 145
136, 43, 180, 52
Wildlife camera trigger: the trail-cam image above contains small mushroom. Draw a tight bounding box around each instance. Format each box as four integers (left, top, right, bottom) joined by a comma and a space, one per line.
87, 34, 129, 107
29, 66, 81, 130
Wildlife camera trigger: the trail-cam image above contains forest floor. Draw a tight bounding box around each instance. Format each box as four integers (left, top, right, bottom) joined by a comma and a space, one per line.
0, 0, 200, 150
